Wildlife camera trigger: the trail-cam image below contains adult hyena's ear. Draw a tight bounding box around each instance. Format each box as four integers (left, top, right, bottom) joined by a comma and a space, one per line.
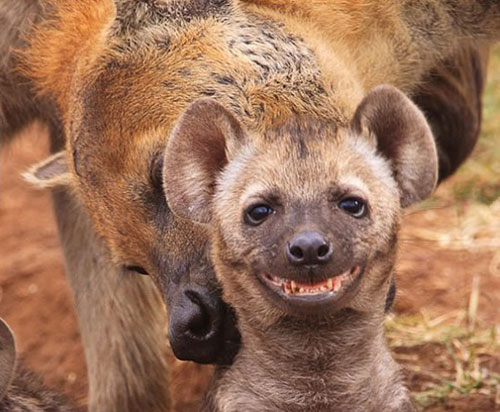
163, 99, 246, 224
23, 151, 72, 189
351, 85, 438, 208
0, 318, 16, 402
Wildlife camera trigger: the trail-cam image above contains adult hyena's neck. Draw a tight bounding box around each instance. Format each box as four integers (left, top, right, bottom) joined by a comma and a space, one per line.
205, 310, 413, 412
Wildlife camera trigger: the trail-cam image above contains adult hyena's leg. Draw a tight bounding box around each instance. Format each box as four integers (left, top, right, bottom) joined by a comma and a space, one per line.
412, 45, 490, 181
51, 187, 171, 412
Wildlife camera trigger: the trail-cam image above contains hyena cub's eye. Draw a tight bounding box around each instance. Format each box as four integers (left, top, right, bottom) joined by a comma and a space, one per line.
338, 198, 368, 218
245, 204, 274, 226
125, 265, 149, 275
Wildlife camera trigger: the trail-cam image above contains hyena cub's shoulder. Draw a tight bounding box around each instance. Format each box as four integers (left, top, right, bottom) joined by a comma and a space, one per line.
0, 319, 76, 412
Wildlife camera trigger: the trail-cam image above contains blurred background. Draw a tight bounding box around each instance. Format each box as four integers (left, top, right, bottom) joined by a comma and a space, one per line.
0, 46, 499, 412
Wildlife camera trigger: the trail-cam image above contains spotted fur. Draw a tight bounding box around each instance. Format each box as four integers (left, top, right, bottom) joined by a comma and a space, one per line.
0, 1, 498, 411
164, 87, 435, 411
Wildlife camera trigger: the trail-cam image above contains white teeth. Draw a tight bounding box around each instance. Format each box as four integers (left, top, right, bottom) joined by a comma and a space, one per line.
266, 266, 359, 297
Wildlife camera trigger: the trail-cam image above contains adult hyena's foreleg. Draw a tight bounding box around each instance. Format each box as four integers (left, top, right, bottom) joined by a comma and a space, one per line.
51, 188, 171, 412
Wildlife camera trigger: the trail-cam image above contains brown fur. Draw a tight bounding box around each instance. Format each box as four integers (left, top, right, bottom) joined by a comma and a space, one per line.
51, 189, 171, 412
0, 367, 78, 412
0, 1, 497, 411
163, 86, 435, 411
0, 1, 58, 148
0, 318, 78, 412
21, 1, 500, 284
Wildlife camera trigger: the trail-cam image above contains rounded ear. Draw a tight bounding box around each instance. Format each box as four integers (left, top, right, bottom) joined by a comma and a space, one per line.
163, 99, 246, 224
351, 85, 438, 208
23, 151, 72, 189
0, 318, 16, 402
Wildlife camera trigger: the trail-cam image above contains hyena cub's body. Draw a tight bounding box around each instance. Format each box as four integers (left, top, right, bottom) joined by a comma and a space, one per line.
0, 319, 76, 412
165, 86, 435, 411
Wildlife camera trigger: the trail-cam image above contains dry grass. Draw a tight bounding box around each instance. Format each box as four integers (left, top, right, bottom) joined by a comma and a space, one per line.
387, 45, 500, 410
387, 307, 500, 409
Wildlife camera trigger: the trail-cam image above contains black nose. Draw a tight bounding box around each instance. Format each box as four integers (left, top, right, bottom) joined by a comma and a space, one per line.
286, 231, 332, 266
168, 288, 221, 363
168, 287, 241, 365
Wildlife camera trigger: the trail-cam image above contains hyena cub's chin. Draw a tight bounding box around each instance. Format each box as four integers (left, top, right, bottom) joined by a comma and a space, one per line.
165, 84, 438, 322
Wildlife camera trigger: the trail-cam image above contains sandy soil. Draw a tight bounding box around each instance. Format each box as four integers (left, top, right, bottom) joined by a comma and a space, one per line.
1, 130, 499, 411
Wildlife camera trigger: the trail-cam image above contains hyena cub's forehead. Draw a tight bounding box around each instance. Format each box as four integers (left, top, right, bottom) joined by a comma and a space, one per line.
232, 117, 388, 203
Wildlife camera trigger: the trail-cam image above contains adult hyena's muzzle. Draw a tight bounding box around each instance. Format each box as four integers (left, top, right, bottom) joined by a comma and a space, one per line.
168, 285, 240, 365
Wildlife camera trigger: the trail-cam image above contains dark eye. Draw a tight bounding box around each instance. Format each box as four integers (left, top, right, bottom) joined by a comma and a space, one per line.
125, 265, 149, 275
245, 204, 274, 226
338, 198, 367, 218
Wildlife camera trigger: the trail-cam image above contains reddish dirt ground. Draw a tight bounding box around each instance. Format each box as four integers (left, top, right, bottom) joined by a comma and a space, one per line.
1, 130, 499, 411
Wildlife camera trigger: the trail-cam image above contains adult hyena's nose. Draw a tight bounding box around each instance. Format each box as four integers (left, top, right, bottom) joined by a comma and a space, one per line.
168, 286, 240, 365
286, 231, 332, 266
169, 287, 221, 363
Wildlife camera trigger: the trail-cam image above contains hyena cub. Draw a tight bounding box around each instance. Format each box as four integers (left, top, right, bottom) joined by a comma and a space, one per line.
0, 318, 76, 412
164, 85, 437, 412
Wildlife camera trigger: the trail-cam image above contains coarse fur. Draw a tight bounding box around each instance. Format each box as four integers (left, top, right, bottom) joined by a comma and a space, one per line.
0, 368, 78, 412
0, 1, 58, 148
21, 0, 500, 288
1, 2, 173, 411
0, 1, 498, 411
163, 86, 436, 411
0, 318, 77, 412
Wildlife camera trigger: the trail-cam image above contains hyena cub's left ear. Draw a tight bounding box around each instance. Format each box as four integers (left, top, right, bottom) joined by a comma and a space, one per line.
351, 85, 438, 208
0, 318, 16, 402
163, 99, 246, 224
23, 151, 72, 189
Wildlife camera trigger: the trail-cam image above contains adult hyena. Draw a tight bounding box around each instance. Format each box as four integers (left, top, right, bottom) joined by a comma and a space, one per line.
1, 0, 497, 411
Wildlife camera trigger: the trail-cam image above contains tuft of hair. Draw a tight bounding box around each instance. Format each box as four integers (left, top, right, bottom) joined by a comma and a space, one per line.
20, 0, 116, 112
0, 365, 77, 412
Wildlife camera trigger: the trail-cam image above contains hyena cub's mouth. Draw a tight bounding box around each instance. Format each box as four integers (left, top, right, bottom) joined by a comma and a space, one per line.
260, 266, 360, 299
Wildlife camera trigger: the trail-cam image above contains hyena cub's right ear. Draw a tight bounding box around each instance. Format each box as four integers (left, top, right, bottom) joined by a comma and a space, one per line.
351, 85, 438, 208
0, 318, 16, 402
23, 151, 72, 189
163, 99, 246, 224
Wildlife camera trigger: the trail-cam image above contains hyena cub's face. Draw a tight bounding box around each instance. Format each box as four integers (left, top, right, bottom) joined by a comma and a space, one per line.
165, 85, 438, 320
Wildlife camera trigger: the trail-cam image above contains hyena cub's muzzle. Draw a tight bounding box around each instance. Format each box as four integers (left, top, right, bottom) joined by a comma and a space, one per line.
257, 227, 363, 312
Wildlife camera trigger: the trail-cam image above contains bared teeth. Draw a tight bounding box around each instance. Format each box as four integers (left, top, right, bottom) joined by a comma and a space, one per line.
281, 278, 339, 296
327, 279, 333, 290
269, 266, 360, 297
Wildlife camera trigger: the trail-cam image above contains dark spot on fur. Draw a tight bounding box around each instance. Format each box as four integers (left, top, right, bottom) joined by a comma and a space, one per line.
296, 137, 308, 159
201, 89, 217, 96
215, 74, 236, 86
163, 80, 175, 89
72, 149, 82, 177
155, 37, 171, 50
141, 0, 231, 23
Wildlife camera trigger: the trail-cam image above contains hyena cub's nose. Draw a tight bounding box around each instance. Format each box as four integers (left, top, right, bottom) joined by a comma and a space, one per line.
286, 231, 332, 266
